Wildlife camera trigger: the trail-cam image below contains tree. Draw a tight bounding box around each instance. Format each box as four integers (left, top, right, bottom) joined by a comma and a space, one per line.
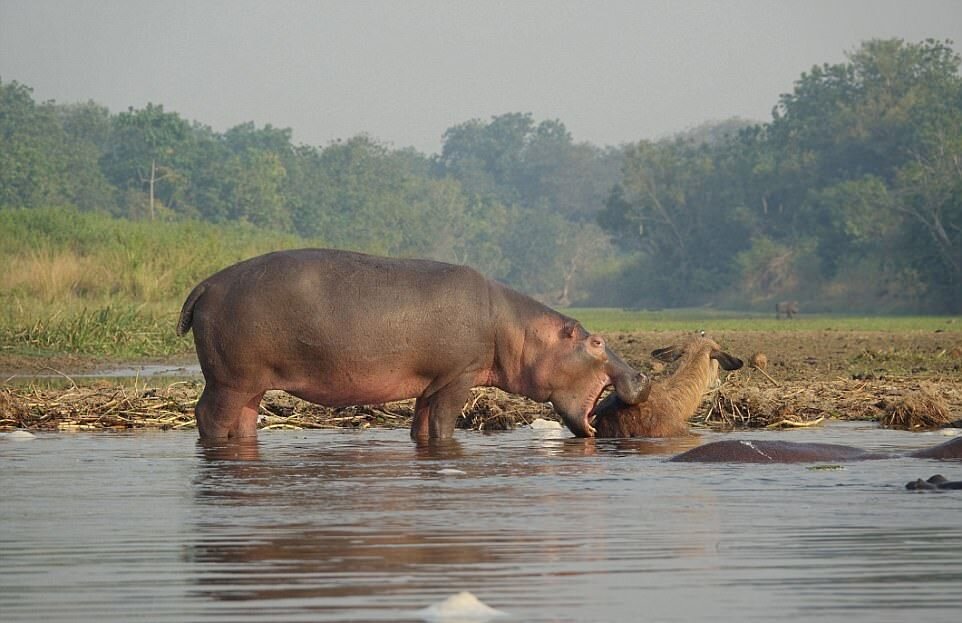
223, 121, 294, 154
765, 39, 962, 310
101, 103, 194, 218
598, 136, 750, 306
222, 149, 289, 229
438, 113, 534, 204
0, 80, 113, 210
437, 112, 619, 219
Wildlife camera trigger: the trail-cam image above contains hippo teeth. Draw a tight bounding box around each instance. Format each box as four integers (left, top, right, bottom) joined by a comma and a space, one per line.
582, 411, 597, 437
584, 386, 608, 435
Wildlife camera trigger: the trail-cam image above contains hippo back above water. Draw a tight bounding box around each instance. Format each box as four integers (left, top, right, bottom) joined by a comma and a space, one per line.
670, 436, 962, 463
177, 248, 649, 441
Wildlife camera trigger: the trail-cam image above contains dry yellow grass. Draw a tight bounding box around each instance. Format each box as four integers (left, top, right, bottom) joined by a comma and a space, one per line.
2, 374, 959, 434
2, 249, 110, 302
878, 382, 953, 430
0, 384, 555, 433
698, 373, 961, 431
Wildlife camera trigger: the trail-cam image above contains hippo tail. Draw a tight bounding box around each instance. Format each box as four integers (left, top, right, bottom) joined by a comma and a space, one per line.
176, 282, 206, 337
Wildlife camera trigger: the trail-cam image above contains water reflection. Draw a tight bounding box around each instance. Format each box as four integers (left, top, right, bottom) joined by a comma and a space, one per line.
413, 437, 466, 461
183, 430, 727, 621
580, 435, 702, 457
197, 437, 262, 462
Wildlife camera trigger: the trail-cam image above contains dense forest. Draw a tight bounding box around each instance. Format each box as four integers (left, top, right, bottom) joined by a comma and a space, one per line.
2, 38, 960, 312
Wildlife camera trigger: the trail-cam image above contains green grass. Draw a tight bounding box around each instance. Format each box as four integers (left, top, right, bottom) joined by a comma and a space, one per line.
566, 307, 962, 333
0, 206, 327, 359
0, 304, 190, 359
0, 206, 324, 303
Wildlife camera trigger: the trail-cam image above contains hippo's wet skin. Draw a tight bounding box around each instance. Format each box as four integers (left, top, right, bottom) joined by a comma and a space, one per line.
177, 248, 649, 441
670, 436, 962, 491
670, 435, 962, 463
669, 439, 889, 463
907, 436, 962, 459
906, 474, 962, 490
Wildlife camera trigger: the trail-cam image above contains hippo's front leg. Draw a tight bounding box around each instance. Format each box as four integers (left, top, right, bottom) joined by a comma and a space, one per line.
411, 379, 473, 440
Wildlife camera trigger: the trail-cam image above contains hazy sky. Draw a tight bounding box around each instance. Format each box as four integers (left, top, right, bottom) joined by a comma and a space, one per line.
2, 0, 961, 154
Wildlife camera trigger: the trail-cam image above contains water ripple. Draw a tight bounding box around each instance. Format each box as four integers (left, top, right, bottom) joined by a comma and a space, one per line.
2, 425, 961, 622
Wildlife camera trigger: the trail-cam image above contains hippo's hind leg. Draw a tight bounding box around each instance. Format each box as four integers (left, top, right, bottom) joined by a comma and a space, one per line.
411, 378, 473, 441
195, 384, 265, 439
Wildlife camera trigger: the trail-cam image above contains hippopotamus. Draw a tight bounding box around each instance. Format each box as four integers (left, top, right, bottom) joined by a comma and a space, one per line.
905, 474, 962, 490
669, 439, 889, 462
177, 248, 649, 441
670, 435, 962, 463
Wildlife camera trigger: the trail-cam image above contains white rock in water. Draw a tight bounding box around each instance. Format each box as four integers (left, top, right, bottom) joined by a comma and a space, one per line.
3, 430, 37, 440
437, 468, 467, 476
939, 428, 961, 436
418, 591, 506, 622
529, 418, 562, 430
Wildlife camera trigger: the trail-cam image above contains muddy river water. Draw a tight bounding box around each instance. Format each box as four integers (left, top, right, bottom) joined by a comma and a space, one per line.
2, 424, 961, 622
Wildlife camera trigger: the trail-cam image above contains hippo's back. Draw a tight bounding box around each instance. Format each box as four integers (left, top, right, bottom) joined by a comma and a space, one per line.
182, 248, 489, 336
670, 439, 888, 463
909, 436, 962, 460
179, 248, 496, 398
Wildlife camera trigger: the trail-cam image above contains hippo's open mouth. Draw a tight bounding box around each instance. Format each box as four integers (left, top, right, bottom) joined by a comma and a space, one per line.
580, 383, 612, 437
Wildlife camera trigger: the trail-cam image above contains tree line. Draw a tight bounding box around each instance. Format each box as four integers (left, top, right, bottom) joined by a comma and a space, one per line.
2, 38, 960, 312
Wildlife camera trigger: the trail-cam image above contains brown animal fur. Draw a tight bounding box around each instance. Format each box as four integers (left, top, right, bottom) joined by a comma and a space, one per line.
592, 336, 743, 438
750, 352, 768, 370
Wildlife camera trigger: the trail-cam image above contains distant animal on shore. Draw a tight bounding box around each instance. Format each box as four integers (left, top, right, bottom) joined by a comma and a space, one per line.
775, 300, 799, 319
591, 335, 743, 438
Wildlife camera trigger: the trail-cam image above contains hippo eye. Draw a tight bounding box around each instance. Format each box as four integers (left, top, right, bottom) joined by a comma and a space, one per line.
590, 336, 604, 349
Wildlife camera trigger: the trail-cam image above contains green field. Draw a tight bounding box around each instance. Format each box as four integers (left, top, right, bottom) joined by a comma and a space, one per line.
4, 303, 958, 364
569, 308, 962, 334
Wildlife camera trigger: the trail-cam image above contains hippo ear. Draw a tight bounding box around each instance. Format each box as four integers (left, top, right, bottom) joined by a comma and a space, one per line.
561, 320, 581, 339
712, 350, 744, 371
651, 346, 681, 363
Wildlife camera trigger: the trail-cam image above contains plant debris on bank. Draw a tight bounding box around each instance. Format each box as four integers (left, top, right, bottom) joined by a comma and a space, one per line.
2, 329, 960, 434
1, 375, 958, 434
0, 382, 556, 433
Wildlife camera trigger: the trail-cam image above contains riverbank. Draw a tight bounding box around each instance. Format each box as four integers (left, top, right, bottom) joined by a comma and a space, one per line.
2, 329, 960, 433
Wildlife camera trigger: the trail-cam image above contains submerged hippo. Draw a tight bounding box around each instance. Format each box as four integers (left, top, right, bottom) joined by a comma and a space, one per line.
905, 474, 962, 490
177, 249, 649, 440
670, 435, 962, 463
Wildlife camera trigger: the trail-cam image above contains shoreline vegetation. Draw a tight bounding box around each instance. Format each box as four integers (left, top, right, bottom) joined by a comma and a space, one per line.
1, 209, 959, 436
3, 329, 960, 435
1, 207, 959, 361
2, 210, 961, 438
